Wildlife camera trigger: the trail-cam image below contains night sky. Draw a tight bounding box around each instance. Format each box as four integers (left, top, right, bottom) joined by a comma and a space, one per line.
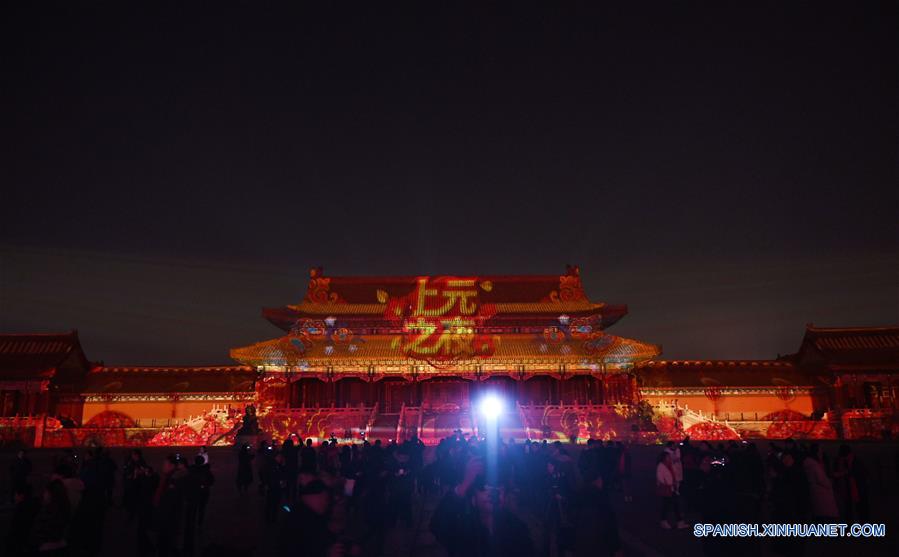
1, 3, 896, 365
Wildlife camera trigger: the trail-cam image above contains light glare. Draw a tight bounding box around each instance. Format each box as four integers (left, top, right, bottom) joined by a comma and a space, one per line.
479, 394, 503, 419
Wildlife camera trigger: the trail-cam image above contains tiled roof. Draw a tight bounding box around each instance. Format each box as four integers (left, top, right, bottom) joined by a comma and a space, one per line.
230, 333, 659, 368
299, 267, 590, 305
800, 325, 899, 367
636, 360, 822, 388
284, 301, 609, 316
83, 365, 256, 394
97, 365, 254, 373
0, 331, 86, 380
264, 267, 629, 334
265, 303, 627, 331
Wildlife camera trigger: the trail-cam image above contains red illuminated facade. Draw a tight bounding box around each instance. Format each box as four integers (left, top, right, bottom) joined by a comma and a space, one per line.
228, 267, 659, 442
1, 268, 897, 446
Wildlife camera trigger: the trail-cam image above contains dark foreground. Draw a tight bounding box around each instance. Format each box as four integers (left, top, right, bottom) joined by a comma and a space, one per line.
2, 441, 898, 556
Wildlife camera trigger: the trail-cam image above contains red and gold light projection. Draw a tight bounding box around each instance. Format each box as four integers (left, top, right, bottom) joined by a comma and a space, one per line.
84, 411, 137, 428
257, 408, 372, 443
683, 421, 742, 441
383, 277, 498, 363
765, 419, 837, 440
304, 267, 346, 304
4, 271, 890, 449
518, 405, 637, 442
147, 406, 241, 446
232, 267, 659, 369
540, 269, 589, 303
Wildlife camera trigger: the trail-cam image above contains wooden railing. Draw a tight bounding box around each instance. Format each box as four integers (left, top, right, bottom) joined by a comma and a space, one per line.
651, 400, 814, 423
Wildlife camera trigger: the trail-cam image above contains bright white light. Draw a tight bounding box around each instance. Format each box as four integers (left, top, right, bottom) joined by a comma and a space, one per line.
479, 394, 503, 419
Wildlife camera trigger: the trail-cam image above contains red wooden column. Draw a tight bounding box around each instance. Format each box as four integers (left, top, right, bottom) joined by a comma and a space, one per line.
24, 389, 35, 416
366, 375, 376, 407
515, 372, 525, 406
413, 380, 422, 407
328, 379, 337, 408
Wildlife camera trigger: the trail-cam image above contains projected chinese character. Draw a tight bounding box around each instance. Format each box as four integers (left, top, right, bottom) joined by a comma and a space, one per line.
385, 277, 496, 362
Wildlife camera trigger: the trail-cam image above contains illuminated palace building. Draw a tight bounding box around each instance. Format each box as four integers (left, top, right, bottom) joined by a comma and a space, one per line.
1, 267, 898, 447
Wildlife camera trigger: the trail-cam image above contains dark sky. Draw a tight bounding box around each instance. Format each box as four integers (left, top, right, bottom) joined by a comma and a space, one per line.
1, 3, 897, 365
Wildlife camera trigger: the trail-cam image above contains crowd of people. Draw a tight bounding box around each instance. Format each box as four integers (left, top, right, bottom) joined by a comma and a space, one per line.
6, 447, 118, 556
240, 433, 627, 557
653, 438, 872, 556
5, 446, 214, 557
1, 435, 884, 557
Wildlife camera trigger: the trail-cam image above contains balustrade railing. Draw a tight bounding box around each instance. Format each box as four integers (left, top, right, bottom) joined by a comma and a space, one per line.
268, 404, 373, 416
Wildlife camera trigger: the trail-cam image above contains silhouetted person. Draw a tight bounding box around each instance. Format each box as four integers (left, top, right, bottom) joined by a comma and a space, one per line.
834, 443, 869, 521
300, 438, 318, 475
283, 438, 298, 502
97, 447, 117, 505
9, 450, 32, 503
770, 452, 807, 557
538, 459, 573, 556
386, 447, 414, 528
72, 448, 110, 556
572, 470, 621, 557
30, 479, 70, 555
155, 454, 188, 557
265, 453, 287, 524
51, 462, 83, 514
184, 455, 216, 554
5, 484, 39, 556
236, 444, 254, 495
257, 440, 273, 496
803, 444, 838, 521
656, 451, 687, 529
617, 441, 633, 502
279, 480, 335, 557
134, 461, 159, 557
431, 458, 534, 557
695, 457, 736, 557
123, 449, 147, 521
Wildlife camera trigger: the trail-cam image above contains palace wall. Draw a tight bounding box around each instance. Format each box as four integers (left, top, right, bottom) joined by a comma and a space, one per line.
82, 400, 235, 425
639, 392, 816, 420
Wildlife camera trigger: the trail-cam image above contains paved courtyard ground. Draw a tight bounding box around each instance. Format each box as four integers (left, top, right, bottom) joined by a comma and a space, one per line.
2, 442, 898, 556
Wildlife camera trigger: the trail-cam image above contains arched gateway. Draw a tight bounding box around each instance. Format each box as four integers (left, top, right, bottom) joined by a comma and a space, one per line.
230, 266, 660, 444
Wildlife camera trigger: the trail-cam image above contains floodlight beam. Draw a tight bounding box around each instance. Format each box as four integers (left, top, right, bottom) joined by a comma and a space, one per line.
479, 394, 503, 420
